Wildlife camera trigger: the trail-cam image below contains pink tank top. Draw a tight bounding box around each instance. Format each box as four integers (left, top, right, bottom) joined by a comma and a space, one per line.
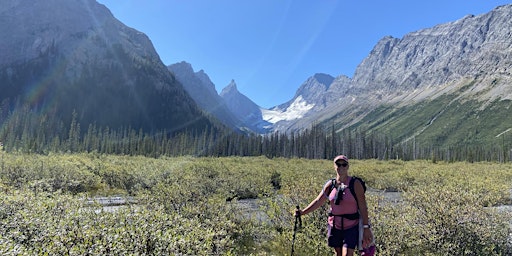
325, 176, 359, 230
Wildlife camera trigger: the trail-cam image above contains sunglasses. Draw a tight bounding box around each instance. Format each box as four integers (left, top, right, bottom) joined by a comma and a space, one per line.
335, 162, 348, 167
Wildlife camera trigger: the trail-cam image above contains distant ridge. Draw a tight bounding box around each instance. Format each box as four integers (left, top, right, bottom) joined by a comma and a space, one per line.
168, 62, 244, 131
258, 4, 512, 148
0, 0, 218, 134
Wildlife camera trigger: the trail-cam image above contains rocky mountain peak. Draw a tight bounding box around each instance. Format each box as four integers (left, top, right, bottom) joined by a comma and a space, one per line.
313, 73, 335, 85
169, 61, 194, 74
220, 79, 238, 96
352, 3, 512, 102
195, 69, 212, 87
219, 80, 270, 133
167, 62, 247, 131
168, 61, 218, 95
290, 73, 334, 107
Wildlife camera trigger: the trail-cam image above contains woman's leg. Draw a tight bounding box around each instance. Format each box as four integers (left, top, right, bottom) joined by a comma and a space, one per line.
344, 247, 355, 256
328, 225, 344, 255
343, 225, 359, 256
335, 247, 354, 256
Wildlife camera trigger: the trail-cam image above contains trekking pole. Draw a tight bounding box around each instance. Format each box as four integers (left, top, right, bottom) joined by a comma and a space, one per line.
291, 205, 301, 256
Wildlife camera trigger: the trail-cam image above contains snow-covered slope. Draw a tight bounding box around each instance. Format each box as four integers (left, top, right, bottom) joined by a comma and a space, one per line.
261, 96, 314, 123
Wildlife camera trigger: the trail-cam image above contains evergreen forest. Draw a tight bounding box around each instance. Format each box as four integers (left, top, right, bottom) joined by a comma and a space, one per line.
1, 105, 511, 163
0, 105, 511, 255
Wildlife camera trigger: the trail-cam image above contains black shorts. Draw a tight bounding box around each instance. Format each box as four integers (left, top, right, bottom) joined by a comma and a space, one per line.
327, 224, 359, 249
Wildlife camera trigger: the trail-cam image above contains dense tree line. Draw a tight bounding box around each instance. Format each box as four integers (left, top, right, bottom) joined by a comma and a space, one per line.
0, 105, 511, 162
0, 42, 216, 135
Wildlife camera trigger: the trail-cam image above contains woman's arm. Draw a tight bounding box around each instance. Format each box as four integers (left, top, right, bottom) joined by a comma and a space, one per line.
298, 182, 329, 216
354, 180, 372, 247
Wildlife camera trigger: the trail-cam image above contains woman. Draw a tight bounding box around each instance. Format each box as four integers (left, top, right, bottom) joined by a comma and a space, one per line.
295, 155, 373, 256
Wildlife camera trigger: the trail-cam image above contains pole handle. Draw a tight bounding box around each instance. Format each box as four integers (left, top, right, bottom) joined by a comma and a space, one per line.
296, 205, 302, 227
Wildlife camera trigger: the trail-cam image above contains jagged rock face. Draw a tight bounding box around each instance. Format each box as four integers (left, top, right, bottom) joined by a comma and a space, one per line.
220, 81, 261, 119
325, 75, 352, 106
290, 73, 334, 109
276, 4, 512, 134
220, 80, 271, 133
168, 62, 221, 113
266, 73, 335, 132
0, 0, 162, 79
352, 4, 512, 99
168, 62, 219, 99
0, 0, 213, 132
168, 62, 244, 131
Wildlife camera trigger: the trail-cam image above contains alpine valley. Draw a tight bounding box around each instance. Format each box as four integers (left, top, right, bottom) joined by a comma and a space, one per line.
171, 4, 512, 149
1, 0, 512, 152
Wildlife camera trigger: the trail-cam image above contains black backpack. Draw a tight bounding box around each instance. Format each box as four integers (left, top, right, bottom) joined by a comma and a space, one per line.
326, 176, 367, 221
328, 176, 366, 205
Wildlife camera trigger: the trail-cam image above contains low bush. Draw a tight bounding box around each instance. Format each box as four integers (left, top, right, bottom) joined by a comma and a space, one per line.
0, 152, 510, 255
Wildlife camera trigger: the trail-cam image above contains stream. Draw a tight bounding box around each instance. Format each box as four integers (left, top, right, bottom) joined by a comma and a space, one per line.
85, 196, 137, 213
88, 188, 512, 242
233, 188, 512, 242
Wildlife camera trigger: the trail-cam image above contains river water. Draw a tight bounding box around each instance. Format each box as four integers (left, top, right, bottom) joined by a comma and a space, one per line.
234, 188, 512, 242
84, 196, 137, 213
88, 189, 511, 242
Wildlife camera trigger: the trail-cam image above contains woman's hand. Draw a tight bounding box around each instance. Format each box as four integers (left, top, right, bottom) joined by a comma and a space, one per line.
362, 228, 373, 248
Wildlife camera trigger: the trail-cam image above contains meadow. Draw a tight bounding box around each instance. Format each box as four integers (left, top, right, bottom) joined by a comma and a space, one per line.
0, 151, 511, 255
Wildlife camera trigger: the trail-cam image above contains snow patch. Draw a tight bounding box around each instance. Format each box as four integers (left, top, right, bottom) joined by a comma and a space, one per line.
261, 96, 315, 123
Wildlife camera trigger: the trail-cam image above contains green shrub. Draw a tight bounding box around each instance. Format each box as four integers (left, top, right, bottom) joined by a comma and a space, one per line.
0, 153, 511, 255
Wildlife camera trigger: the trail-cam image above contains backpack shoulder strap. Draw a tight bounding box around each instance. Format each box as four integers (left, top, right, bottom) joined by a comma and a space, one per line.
349, 176, 366, 207
324, 178, 336, 198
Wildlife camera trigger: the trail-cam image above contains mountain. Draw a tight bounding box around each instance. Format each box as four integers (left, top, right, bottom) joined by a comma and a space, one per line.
0, 0, 216, 134
167, 61, 245, 131
4, 0, 510, 150
262, 4, 512, 148
219, 80, 272, 133
262, 73, 336, 131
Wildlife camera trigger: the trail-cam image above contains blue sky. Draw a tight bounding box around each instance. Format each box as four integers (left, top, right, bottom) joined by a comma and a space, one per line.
97, 0, 511, 108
